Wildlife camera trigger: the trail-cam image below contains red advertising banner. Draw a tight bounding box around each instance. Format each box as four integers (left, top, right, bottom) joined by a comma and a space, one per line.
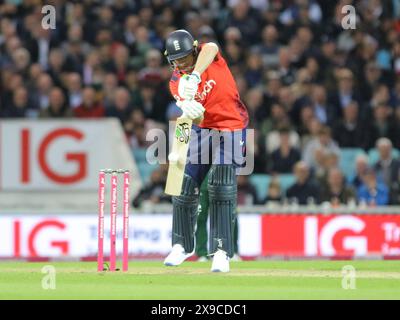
262, 214, 400, 257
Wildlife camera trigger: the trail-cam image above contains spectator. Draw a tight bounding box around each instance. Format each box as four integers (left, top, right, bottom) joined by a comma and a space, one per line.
245, 87, 265, 127
310, 84, 333, 125
374, 138, 400, 204
262, 102, 291, 140
74, 87, 105, 118
106, 44, 130, 83
265, 118, 300, 169
303, 126, 340, 171
226, 1, 261, 45
30, 73, 53, 111
279, 0, 322, 26
359, 61, 383, 102
365, 101, 397, 149
82, 51, 101, 86
237, 175, 259, 205
102, 73, 118, 109
321, 168, 356, 206
25, 25, 57, 70
261, 178, 282, 205
351, 154, 369, 189
277, 47, 296, 86
2, 86, 30, 118
244, 49, 263, 88
47, 48, 66, 87
328, 68, 361, 121
105, 87, 133, 124
132, 168, 170, 208
315, 150, 340, 188
264, 71, 282, 106
357, 168, 389, 206
39, 87, 72, 118
269, 127, 301, 174
65, 72, 83, 108
286, 161, 320, 204
333, 101, 366, 148
258, 25, 280, 69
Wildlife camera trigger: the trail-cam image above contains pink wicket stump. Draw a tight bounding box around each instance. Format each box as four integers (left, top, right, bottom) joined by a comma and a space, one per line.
97, 171, 106, 272
122, 171, 130, 271
110, 172, 118, 271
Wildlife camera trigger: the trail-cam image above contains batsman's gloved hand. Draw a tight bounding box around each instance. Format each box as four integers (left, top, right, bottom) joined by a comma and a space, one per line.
176, 99, 205, 120
178, 71, 201, 101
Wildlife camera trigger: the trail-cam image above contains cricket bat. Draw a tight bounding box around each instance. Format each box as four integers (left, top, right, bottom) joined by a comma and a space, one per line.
165, 116, 193, 196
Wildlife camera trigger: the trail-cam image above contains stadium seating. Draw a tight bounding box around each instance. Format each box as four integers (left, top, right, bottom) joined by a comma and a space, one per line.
249, 174, 271, 201
249, 174, 296, 201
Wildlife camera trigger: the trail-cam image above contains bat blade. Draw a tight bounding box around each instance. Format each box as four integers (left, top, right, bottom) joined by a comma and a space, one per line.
165, 117, 193, 196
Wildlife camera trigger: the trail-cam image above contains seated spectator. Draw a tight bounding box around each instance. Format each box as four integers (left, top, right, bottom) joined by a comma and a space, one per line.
39, 87, 72, 118
315, 150, 340, 188
279, 0, 322, 25
132, 168, 170, 208
286, 161, 320, 204
65, 72, 83, 108
244, 49, 263, 88
30, 73, 53, 111
266, 121, 300, 153
374, 138, 400, 204
1, 86, 30, 118
101, 73, 118, 109
321, 168, 356, 206
261, 178, 282, 204
298, 110, 321, 145
328, 68, 361, 120
365, 101, 397, 149
258, 25, 280, 69
264, 103, 299, 152
269, 127, 301, 174
351, 154, 369, 189
74, 87, 105, 118
357, 168, 389, 206
303, 126, 340, 171
333, 101, 366, 148
310, 84, 334, 125
237, 175, 259, 205
105, 87, 133, 123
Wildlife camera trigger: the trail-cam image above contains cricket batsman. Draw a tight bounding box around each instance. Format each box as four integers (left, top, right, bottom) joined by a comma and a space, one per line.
163, 29, 249, 272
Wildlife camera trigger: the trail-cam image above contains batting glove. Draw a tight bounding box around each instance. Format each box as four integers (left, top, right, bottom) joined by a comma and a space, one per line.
178, 71, 201, 101
177, 99, 205, 120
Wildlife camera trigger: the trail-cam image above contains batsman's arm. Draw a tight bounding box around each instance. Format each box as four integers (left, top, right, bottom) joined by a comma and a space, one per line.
193, 42, 219, 76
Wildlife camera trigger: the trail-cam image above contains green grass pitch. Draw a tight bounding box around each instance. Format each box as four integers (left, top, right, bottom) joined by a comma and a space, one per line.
1, 260, 400, 299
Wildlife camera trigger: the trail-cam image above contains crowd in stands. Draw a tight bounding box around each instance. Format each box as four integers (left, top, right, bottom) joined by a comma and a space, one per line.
1, 0, 400, 207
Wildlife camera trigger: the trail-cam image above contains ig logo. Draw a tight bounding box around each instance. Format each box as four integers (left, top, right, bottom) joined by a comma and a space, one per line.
41, 5, 56, 30
41, 265, 56, 290
341, 265, 356, 290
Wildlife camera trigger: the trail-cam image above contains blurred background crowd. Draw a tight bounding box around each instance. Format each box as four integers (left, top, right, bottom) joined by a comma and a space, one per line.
1, 0, 400, 207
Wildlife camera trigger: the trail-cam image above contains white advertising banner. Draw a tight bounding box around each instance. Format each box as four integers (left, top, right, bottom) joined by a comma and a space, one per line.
0, 119, 137, 191
0, 214, 262, 258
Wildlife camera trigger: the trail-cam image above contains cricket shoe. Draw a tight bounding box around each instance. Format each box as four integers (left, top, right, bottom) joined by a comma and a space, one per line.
164, 244, 193, 266
211, 249, 230, 273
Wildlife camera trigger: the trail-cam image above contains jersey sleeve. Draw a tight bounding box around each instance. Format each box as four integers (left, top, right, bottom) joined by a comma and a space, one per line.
169, 70, 182, 102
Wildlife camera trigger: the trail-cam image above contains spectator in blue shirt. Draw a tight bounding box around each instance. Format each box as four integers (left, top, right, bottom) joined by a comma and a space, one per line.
357, 168, 389, 206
